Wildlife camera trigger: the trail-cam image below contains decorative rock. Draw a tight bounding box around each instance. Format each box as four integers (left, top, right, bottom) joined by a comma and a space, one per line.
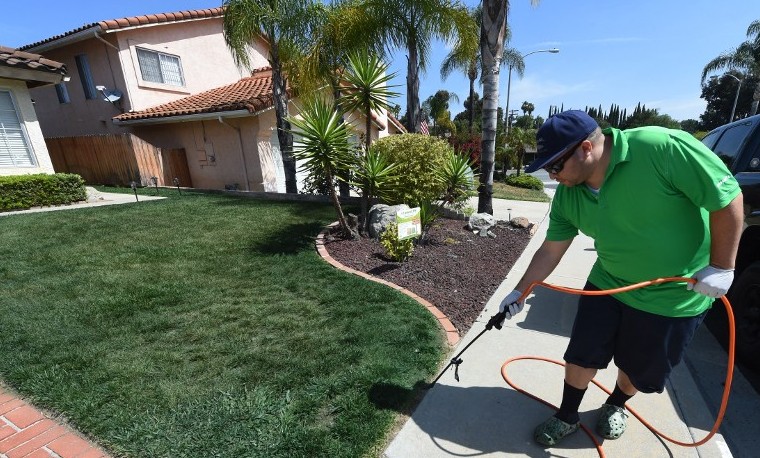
467, 212, 496, 236
368, 203, 411, 239
510, 216, 531, 229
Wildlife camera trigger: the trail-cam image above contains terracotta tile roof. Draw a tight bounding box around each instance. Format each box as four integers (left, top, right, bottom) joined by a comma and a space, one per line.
387, 112, 407, 133
20, 7, 224, 51
0, 45, 67, 75
114, 67, 285, 122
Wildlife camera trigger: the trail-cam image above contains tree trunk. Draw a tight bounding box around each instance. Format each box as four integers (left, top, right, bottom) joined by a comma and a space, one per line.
333, 82, 350, 198
468, 74, 476, 133
271, 45, 297, 194
328, 170, 356, 239
478, 1, 508, 215
406, 34, 421, 133
752, 81, 760, 116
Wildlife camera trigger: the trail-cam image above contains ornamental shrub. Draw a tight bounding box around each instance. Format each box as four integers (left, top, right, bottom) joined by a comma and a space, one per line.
504, 173, 544, 191
380, 221, 414, 262
372, 133, 453, 206
0, 173, 86, 212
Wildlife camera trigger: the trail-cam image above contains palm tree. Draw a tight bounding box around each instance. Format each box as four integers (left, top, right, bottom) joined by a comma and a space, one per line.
440, 6, 523, 133
422, 90, 459, 134
702, 19, 760, 116
223, 0, 318, 194
362, 0, 477, 133
521, 101, 535, 116
289, 97, 357, 238
478, 0, 539, 214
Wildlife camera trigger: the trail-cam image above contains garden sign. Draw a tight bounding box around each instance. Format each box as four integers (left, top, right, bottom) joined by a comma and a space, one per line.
396, 207, 421, 241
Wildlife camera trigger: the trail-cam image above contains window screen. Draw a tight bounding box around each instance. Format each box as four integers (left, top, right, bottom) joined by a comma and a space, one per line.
136, 48, 185, 86
75, 54, 98, 100
0, 90, 35, 167
55, 83, 70, 104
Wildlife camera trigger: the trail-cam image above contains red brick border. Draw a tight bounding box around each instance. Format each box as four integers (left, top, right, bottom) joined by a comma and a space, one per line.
316, 223, 460, 346
0, 386, 111, 458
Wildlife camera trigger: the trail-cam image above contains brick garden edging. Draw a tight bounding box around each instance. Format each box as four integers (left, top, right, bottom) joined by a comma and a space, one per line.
0, 385, 111, 458
316, 222, 460, 346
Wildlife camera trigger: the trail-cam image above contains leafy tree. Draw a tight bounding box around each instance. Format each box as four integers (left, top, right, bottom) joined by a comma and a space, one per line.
422, 90, 459, 134
363, 0, 476, 133
505, 127, 536, 176
699, 71, 759, 130
289, 97, 357, 238
680, 119, 700, 133
702, 19, 760, 116
223, 0, 317, 194
520, 101, 535, 116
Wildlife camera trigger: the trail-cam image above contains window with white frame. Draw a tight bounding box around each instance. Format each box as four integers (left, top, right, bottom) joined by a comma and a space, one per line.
0, 90, 36, 168
136, 48, 185, 86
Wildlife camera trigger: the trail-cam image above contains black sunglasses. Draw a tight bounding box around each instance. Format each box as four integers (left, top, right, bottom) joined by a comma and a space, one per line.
544, 140, 584, 174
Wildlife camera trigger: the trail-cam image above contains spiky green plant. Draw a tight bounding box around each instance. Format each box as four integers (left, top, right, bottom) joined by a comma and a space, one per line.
351, 148, 399, 233
289, 97, 357, 238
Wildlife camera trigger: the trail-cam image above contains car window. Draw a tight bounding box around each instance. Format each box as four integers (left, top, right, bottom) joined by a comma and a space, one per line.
701, 129, 721, 150
708, 121, 753, 170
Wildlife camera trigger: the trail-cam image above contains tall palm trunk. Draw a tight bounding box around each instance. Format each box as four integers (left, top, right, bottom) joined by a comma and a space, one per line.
406, 34, 421, 133
478, 1, 508, 215
468, 65, 476, 133
271, 44, 297, 193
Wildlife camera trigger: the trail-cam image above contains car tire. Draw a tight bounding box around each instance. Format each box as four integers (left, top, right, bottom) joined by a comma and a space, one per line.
728, 261, 760, 371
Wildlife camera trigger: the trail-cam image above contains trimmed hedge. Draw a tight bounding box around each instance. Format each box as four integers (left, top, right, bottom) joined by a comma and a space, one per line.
0, 173, 87, 212
504, 173, 544, 191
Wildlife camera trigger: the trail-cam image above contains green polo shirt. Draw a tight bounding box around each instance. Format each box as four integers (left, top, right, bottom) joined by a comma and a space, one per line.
546, 126, 740, 317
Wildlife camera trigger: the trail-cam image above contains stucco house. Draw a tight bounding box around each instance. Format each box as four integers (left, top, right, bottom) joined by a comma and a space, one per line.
21, 7, 404, 192
0, 46, 68, 176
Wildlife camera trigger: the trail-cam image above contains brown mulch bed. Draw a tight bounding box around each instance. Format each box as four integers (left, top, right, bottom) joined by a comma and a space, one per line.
321, 219, 532, 334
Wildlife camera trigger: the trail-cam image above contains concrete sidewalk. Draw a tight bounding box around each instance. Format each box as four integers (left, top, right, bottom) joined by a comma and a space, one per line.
385, 196, 759, 458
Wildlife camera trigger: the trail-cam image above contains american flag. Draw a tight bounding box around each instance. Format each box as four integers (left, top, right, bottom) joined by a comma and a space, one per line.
419, 119, 430, 135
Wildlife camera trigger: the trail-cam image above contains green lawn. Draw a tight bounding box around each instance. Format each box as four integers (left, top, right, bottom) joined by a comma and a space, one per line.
0, 189, 445, 457
491, 181, 551, 202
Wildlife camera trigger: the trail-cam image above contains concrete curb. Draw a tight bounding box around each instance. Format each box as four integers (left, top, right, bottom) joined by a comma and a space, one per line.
316, 222, 460, 346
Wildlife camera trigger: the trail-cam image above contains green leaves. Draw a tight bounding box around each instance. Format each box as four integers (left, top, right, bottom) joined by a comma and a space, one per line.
289, 97, 354, 180
339, 51, 399, 116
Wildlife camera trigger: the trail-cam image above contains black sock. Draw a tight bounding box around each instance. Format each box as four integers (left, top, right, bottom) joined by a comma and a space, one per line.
605, 383, 634, 408
555, 381, 586, 424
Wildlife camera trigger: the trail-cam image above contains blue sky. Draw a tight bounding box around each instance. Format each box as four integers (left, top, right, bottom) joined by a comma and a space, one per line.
3, 0, 759, 122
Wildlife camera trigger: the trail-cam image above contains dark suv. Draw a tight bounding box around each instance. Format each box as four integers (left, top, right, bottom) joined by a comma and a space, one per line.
701, 115, 760, 369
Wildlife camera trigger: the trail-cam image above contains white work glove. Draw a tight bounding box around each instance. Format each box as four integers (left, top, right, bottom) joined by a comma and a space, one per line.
687, 265, 734, 298
498, 290, 524, 319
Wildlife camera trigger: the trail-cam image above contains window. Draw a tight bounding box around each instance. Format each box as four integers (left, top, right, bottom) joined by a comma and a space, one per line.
136, 48, 185, 86
55, 83, 70, 104
0, 90, 36, 168
75, 54, 98, 100
708, 121, 753, 170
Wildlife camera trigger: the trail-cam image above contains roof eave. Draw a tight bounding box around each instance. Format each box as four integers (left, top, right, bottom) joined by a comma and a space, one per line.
0, 67, 68, 87
113, 108, 260, 126
24, 27, 101, 54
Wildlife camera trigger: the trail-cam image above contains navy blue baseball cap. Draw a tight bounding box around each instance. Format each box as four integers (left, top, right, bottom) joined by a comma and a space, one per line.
525, 110, 599, 173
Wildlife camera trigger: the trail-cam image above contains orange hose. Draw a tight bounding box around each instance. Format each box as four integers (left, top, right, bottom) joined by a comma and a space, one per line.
501, 277, 734, 456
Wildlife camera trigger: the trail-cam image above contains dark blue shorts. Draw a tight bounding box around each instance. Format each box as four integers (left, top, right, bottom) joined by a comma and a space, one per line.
564, 282, 706, 394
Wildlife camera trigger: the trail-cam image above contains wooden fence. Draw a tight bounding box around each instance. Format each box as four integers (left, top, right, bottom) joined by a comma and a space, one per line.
46, 133, 192, 188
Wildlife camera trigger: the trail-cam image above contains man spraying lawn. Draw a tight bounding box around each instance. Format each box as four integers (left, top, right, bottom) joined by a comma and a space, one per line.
497, 110, 744, 446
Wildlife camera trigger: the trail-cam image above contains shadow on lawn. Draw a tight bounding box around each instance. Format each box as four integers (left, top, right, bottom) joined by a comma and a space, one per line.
248, 221, 325, 255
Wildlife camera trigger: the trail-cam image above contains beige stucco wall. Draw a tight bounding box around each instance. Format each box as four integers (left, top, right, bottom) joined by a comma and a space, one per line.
132, 112, 275, 192
28, 17, 269, 138
0, 78, 55, 176
114, 19, 269, 111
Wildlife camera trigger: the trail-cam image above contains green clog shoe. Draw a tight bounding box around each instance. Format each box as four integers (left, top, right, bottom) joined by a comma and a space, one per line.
596, 403, 628, 439
534, 415, 580, 446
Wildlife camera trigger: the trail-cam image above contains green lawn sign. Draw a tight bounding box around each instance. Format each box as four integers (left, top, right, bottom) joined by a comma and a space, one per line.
396, 207, 421, 241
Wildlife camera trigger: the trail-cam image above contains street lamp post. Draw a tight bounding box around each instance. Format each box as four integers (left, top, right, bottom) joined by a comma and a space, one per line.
505, 48, 559, 136
725, 74, 742, 123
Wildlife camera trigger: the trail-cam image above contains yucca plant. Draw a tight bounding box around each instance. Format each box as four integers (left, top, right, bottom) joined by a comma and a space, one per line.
289, 97, 357, 238
339, 50, 399, 153
438, 151, 478, 208
351, 147, 399, 234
